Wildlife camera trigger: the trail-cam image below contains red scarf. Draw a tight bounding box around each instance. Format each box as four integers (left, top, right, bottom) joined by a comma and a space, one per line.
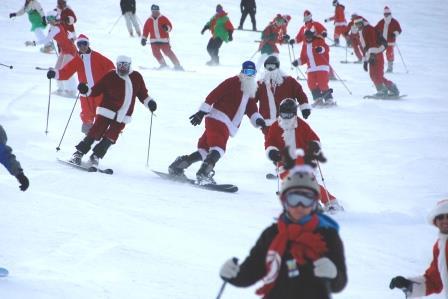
256, 214, 328, 297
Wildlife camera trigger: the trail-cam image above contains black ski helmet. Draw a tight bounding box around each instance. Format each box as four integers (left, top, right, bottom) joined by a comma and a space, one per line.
264, 55, 280, 70
279, 98, 298, 119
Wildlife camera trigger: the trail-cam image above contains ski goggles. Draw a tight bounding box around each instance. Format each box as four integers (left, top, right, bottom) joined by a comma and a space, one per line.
241, 68, 256, 76
76, 41, 89, 47
265, 63, 278, 71
283, 190, 317, 208
435, 214, 448, 221
280, 112, 296, 119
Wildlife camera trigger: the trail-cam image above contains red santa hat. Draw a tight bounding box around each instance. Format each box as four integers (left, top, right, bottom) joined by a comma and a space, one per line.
384, 6, 391, 14
427, 199, 448, 226
76, 34, 89, 44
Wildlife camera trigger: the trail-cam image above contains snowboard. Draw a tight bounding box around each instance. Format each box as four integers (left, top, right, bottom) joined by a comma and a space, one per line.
152, 170, 238, 193
0, 268, 9, 277
57, 158, 113, 175
363, 94, 407, 100
236, 28, 262, 33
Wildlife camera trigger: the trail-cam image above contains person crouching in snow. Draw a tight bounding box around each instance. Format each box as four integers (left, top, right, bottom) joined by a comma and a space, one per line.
69, 55, 157, 166
219, 170, 347, 299
390, 199, 448, 297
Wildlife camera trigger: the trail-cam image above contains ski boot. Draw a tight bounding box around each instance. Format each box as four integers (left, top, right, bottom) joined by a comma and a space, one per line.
89, 154, 99, 167
322, 89, 335, 106
386, 61, 393, 73
157, 63, 169, 70
311, 89, 323, 107
196, 150, 220, 185
69, 151, 83, 165
374, 84, 388, 97
174, 65, 185, 71
168, 152, 202, 179
237, 25, 243, 30
387, 83, 400, 96
333, 38, 340, 47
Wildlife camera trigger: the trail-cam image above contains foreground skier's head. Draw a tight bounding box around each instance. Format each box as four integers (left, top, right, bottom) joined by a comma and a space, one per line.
76, 34, 90, 53
428, 200, 448, 234
116, 55, 132, 76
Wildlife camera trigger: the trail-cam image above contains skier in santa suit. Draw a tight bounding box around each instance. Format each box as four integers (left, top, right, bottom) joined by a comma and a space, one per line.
354, 17, 400, 97
168, 61, 265, 184
141, 4, 183, 70
265, 98, 341, 211
256, 15, 288, 70
324, 0, 347, 46
375, 6, 402, 73
276, 14, 292, 44
25, 10, 78, 97
390, 199, 448, 298
343, 14, 368, 63
289, 10, 327, 46
56, 0, 77, 41
292, 30, 334, 105
46, 34, 115, 134
255, 55, 310, 141
69, 55, 157, 166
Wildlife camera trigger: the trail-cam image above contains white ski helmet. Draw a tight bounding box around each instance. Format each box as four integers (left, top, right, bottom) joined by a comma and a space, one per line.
116, 55, 132, 76
280, 170, 321, 203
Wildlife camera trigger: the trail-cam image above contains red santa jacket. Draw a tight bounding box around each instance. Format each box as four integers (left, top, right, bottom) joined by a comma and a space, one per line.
84, 70, 152, 124
37, 24, 76, 55
143, 15, 172, 43
408, 235, 448, 297
58, 6, 77, 34
328, 4, 347, 26
375, 17, 402, 46
294, 21, 327, 44
344, 16, 368, 35
256, 76, 309, 126
299, 38, 330, 73
198, 76, 262, 137
358, 24, 386, 60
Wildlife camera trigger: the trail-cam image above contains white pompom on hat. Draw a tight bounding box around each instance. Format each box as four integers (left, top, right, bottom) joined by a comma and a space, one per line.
384, 6, 391, 14
427, 199, 448, 226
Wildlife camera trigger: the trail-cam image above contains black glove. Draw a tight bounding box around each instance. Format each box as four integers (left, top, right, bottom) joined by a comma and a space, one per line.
292, 60, 299, 67
315, 46, 324, 54
42, 16, 47, 26
368, 54, 375, 65
289, 39, 295, 45
9, 13, 16, 18
16, 172, 29, 191
304, 141, 327, 168
281, 147, 295, 170
282, 34, 290, 43
228, 31, 233, 41
147, 99, 157, 112
321, 31, 328, 38
201, 25, 208, 35
47, 69, 56, 79
363, 61, 368, 72
77, 83, 88, 94
255, 118, 266, 129
141, 38, 147, 46
389, 276, 413, 292
301, 108, 311, 119
268, 149, 281, 163
189, 111, 207, 126
162, 25, 169, 32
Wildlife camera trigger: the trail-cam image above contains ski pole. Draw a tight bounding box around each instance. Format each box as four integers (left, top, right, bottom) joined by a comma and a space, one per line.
290, 44, 306, 80
146, 112, 154, 167
0, 63, 13, 69
108, 14, 123, 34
35, 66, 50, 71
56, 93, 80, 151
325, 59, 352, 95
395, 43, 409, 74
248, 49, 259, 60
317, 161, 331, 203
45, 79, 52, 135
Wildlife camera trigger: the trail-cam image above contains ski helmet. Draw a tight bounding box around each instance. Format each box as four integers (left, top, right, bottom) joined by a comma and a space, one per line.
151, 4, 160, 11
332, 0, 339, 6
280, 171, 321, 208
241, 60, 256, 76
264, 55, 280, 71
279, 98, 298, 119
116, 55, 132, 76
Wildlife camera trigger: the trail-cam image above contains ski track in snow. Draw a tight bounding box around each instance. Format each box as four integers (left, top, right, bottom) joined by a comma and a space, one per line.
1, 0, 448, 298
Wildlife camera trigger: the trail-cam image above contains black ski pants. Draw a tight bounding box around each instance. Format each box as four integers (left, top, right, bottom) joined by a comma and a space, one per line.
239, 9, 256, 28
207, 37, 223, 62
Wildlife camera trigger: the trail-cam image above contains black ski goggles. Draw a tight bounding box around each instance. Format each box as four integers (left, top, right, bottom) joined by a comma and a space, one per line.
76, 41, 89, 47
280, 112, 296, 119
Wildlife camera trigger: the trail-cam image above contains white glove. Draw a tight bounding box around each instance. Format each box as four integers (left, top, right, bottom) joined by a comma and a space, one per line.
219, 258, 239, 280
313, 257, 337, 279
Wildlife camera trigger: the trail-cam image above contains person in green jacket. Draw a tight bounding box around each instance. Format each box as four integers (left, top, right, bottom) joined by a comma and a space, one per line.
201, 4, 234, 66
9, 0, 53, 54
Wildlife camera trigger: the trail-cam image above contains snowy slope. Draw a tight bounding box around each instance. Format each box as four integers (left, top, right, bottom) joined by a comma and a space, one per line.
1, 0, 448, 298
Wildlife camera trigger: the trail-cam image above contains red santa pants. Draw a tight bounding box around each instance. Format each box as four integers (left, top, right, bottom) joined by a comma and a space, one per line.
369, 53, 392, 86
350, 34, 363, 60
386, 45, 395, 62
88, 115, 125, 143
334, 25, 346, 40
150, 42, 181, 66
197, 118, 229, 155
307, 71, 329, 92
80, 95, 102, 124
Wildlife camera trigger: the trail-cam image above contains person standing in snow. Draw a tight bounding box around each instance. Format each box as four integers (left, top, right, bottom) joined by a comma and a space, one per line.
168, 61, 265, 185
68, 55, 157, 166
324, 0, 347, 47
219, 170, 347, 298
120, 0, 141, 37
390, 199, 448, 297
56, 0, 77, 41
0, 125, 29, 192
201, 4, 234, 66
375, 6, 402, 73
289, 10, 327, 46
141, 4, 183, 70
343, 13, 367, 63
238, 0, 256, 31
46, 34, 115, 134
25, 10, 78, 97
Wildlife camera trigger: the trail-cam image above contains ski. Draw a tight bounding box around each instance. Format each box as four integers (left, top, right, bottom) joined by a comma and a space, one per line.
340, 60, 362, 64
57, 158, 113, 175
236, 28, 262, 33
152, 170, 238, 193
0, 267, 9, 277
266, 173, 277, 180
363, 94, 407, 100
138, 66, 196, 73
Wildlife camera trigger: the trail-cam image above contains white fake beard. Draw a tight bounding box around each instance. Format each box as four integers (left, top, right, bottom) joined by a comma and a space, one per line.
263, 69, 285, 87
239, 74, 258, 98
384, 15, 392, 23
278, 116, 298, 158
278, 116, 298, 131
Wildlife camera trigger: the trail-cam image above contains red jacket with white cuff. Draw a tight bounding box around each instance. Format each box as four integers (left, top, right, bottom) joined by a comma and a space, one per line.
299, 38, 330, 73
375, 17, 402, 46
358, 24, 386, 61
198, 76, 262, 137
143, 15, 172, 44
294, 21, 327, 44
37, 24, 76, 55
59, 6, 77, 35
82, 70, 154, 124
327, 4, 347, 27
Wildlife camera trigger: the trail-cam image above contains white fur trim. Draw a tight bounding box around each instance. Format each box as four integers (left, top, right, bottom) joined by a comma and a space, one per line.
250, 113, 263, 128
198, 148, 208, 160
210, 146, 225, 158
122, 115, 132, 124
81, 53, 94, 88
307, 65, 330, 73
207, 109, 238, 137
266, 146, 279, 159
152, 17, 161, 40
143, 96, 154, 108
382, 19, 390, 40
407, 276, 426, 298
438, 235, 448, 298
199, 102, 212, 113
334, 21, 347, 26
265, 81, 278, 123
365, 45, 385, 59
300, 103, 312, 111
67, 16, 75, 25
427, 200, 448, 225
289, 164, 314, 175
150, 38, 169, 43
116, 75, 133, 122
55, 69, 60, 80
97, 107, 116, 119
394, 31, 400, 37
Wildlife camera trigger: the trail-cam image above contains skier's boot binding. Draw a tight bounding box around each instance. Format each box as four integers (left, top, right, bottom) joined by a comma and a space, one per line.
69, 151, 83, 165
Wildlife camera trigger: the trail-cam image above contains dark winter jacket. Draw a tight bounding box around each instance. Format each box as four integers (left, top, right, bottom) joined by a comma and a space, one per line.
120, 0, 136, 14
241, 0, 256, 11
0, 125, 23, 176
228, 213, 347, 299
